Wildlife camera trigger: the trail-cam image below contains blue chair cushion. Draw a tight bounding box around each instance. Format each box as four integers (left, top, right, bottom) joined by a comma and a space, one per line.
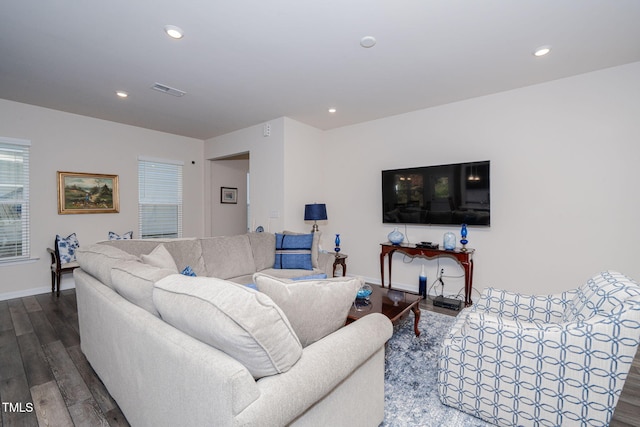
56, 233, 80, 264
109, 231, 133, 240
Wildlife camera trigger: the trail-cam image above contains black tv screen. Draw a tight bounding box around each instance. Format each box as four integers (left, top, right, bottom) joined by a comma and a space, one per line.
382, 161, 490, 226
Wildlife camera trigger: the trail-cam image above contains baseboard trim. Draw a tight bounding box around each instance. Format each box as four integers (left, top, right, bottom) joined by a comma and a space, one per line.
0, 282, 76, 301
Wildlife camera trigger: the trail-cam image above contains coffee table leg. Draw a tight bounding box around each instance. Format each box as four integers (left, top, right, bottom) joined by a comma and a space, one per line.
412, 304, 421, 337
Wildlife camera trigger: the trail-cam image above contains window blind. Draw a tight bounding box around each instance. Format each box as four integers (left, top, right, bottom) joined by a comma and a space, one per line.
0, 138, 30, 262
138, 158, 183, 239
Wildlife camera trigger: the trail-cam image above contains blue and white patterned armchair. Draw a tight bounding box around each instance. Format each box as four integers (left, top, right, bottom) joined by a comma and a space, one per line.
438, 271, 640, 427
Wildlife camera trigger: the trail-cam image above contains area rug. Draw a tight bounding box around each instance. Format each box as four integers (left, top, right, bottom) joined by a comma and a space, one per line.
382, 309, 494, 427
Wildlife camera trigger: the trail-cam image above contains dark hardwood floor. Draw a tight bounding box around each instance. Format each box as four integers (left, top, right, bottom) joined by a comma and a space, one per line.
0, 290, 638, 426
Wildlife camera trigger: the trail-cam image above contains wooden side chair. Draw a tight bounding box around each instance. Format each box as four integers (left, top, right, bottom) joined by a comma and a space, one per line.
47, 233, 80, 297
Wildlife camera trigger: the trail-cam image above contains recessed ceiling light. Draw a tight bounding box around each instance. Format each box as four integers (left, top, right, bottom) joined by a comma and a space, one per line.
328, 108, 337, 113
164, 25, 184, 39
116, 91, 128, 98
360, 36, 376, 48
533, 45, 552, 57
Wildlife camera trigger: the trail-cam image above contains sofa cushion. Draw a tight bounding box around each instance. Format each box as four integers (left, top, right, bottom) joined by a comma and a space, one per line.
253, 273, 362, 347
563, 271, 640, 321
153, 275, 302, 378
162, 239, 207, 276
76, 244, 140, 289
141, 244, 178, 273
259, 268, 326, 280
99, 239, 167, 258
201, 235, 257, 279
247, 232, 276, 271
274, 233, 313, 270
111, 261, 176, 316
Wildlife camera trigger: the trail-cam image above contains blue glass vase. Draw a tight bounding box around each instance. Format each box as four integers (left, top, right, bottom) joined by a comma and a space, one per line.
388, 227, 404, 245
460, 224, 468, 251
335, 234, 341, 253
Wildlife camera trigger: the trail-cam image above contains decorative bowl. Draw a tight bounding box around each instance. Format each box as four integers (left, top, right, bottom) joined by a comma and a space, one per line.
356, 284, 373, 299
353, 298, 372, 312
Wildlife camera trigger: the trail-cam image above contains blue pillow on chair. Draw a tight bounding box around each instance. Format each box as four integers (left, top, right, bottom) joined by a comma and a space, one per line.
56, 233, 80, 264
274, 233, 313, 270
109, 231, 133, 240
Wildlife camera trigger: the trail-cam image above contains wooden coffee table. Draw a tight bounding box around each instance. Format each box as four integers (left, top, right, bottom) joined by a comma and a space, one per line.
347, 284, 422, 336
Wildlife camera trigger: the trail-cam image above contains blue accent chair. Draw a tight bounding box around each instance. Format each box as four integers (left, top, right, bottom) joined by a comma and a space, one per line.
438, 271, 640, 427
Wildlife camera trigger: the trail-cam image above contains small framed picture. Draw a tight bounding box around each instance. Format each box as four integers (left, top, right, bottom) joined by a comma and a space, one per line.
220, 187, 238, 204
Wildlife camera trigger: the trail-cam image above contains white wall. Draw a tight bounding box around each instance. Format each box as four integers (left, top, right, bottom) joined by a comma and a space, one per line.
318, 62, 640, 297
282, 118, 330, 242
0, 99, 204, 299
204, 118, 286, 234
210, 158, 249, 236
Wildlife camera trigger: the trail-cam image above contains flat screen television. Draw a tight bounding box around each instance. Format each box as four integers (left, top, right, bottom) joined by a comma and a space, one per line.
382, 161, 490, 226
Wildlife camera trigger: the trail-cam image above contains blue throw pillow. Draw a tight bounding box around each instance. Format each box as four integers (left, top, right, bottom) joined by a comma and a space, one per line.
109, 231, 133, 240
274, 233, 313, 270
56, 233, 80, 264
181, 266, 196, 277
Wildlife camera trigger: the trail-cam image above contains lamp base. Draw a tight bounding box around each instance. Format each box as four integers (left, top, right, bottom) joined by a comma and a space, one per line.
311, 223, 319, 233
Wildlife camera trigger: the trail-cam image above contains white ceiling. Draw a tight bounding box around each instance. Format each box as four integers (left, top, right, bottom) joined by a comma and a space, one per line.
1, 1, 640, 140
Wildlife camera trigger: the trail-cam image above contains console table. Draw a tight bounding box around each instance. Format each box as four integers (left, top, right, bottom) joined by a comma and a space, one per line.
380, 243, 475, 307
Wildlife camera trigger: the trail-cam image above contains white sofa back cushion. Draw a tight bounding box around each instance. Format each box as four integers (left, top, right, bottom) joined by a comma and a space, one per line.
76, 244, 140, 289
253, 273, 362, 347
111, 260, 176, 316
153, 275, 302, 378
201, 235, 257, 279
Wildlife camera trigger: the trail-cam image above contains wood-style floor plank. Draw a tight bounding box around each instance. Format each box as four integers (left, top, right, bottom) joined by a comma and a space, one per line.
67, 398, 110, 427
66, 345, 118, 415
41, 340, 92, 407
8, 299, 33, 337
31, 381, 74, 427
17, 332, 55, 388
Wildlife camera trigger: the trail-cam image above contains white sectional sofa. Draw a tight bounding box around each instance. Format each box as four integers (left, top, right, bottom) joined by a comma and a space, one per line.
74, 232, 393, 427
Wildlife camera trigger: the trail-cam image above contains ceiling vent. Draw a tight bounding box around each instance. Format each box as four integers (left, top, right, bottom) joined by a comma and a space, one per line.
151, 83, 186, 97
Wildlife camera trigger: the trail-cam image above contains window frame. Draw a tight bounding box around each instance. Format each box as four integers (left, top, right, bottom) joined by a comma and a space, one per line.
138, 156, 183, 240
0, 137, 31, 263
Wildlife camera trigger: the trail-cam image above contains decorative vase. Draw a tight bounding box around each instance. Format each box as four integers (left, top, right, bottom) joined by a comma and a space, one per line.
334, 234, 341, 253
443, 232, 456, 250
460, 223, 468, 252
388, 227, 404, 245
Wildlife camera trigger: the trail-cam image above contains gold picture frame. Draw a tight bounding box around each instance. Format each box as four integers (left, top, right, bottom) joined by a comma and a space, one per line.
57, 171, 119, 214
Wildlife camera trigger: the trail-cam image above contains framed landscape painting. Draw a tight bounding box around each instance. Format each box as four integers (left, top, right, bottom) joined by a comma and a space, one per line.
57, 171, 119, 214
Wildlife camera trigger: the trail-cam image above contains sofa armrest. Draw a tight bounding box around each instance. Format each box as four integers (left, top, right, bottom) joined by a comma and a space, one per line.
235, 313, 393, 426
317, 251, 336, 276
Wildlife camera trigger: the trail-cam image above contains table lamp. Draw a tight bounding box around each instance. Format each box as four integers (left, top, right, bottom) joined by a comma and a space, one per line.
304, 203, 327, 232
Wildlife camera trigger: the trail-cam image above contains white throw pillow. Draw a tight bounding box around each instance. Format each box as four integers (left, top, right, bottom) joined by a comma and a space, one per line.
153, 275, 302, 379
141, 244, 178, 273
253, 273, 362, 347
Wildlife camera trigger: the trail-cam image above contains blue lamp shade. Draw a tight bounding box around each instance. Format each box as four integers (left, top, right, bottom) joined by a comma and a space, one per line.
304, 203, 327, 232
304, 203, 327, 221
